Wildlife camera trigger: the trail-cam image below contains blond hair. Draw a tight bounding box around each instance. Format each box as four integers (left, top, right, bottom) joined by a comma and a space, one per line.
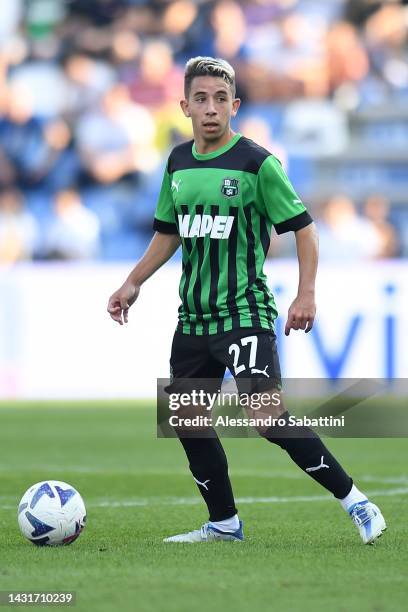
184, 56, 236, 97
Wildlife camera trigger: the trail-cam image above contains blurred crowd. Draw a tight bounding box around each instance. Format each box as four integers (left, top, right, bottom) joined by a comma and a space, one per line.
0, 0, 407, 263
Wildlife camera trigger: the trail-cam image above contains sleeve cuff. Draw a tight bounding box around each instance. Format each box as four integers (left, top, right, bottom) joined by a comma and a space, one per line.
153, 218, 179, 234
274, 210, 313, 235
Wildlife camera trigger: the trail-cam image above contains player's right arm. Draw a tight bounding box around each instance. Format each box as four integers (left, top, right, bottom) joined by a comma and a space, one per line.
107, 232, 180, 325
108, 161, 180, 325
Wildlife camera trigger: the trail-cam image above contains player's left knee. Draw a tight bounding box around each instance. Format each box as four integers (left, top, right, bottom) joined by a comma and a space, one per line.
242, 388, 286, 436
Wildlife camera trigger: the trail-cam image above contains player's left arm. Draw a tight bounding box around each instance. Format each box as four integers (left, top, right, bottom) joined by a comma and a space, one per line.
285, 222, 318, 336
255, 155, 317, 336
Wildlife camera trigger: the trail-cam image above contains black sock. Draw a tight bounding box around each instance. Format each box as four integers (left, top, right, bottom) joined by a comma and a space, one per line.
178, 432, 238, 522
265, 412, 353, 499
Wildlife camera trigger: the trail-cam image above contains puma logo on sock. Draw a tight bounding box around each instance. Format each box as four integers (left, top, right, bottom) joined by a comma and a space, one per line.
193, 477, 211, 491
305, 456, 329, 473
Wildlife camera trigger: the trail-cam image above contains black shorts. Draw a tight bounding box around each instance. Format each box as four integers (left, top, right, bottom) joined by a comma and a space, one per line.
169, 328, 282, 395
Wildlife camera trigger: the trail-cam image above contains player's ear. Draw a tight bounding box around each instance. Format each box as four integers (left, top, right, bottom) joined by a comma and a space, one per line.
180, 99, 190, 118
231, 98, 241, 118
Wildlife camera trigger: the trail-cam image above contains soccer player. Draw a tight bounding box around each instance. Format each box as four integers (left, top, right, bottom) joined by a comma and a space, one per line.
107, 57, 386, 545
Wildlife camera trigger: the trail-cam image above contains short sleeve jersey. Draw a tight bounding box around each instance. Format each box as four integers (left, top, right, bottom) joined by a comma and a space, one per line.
153, 133, 313, 335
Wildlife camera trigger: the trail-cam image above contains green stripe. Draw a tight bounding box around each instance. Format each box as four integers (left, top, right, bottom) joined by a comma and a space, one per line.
200, 237, 211, 332
187, 245, 203, 335
217, 237, 229, 333
251, 211, 268, 321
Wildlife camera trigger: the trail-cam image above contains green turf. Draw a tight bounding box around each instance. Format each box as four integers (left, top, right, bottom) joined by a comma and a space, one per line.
0, 402, 407, 612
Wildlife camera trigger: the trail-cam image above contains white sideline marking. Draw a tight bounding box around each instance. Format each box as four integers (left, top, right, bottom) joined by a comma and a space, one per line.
92, 486, 408, 508
1, 486, 407, 511
0, 466, 406, 486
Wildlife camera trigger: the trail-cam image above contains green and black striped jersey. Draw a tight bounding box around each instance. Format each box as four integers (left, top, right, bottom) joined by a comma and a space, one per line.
153, 133, 312, 335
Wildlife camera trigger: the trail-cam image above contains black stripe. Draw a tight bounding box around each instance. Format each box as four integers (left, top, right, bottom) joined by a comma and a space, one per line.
257, 217, 274, 328
255, 279, 274, 330
274, 210, 313, 235
153, 218, 178, 234
226, 207, 240, 330
192, 205, 208, 334
259, 216, 271, 257
180, 205, 196, 335
244, 206, 262, 328
208, 204, 223, 334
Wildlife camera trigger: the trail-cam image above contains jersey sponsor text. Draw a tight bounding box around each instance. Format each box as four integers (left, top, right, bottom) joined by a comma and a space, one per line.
178, 214, 234, 239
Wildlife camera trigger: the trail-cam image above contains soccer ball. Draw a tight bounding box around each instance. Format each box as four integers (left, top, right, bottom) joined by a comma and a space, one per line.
17, 480, 86, 546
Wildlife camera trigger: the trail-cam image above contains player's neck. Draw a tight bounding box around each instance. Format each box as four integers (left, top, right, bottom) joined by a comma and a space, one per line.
194, 129, 236, 155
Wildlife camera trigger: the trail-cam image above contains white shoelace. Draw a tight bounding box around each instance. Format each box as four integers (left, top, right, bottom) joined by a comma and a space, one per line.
350, 503, 376, 527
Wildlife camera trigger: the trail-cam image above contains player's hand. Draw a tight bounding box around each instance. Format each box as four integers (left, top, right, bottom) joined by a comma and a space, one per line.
284, 292, 316, 336
107, 281, 140, 325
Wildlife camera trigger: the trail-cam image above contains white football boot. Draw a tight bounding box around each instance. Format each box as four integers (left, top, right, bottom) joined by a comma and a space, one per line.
349, 500, 386, 544
163, 520, 244, 543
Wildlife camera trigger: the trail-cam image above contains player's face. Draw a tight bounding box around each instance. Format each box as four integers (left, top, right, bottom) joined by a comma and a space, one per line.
180, 76, 240, 147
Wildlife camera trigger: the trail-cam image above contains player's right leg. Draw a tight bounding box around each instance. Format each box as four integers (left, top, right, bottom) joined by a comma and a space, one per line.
163, 330, 243, 543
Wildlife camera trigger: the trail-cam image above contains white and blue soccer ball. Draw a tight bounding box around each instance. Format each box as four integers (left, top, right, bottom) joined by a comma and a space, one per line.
17, 480, 86, 546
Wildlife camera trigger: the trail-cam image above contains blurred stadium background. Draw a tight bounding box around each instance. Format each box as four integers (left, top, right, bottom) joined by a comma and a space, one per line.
0, 0, 407, 398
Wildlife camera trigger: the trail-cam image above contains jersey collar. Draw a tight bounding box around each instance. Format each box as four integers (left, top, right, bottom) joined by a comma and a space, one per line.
192, 133, 242, 160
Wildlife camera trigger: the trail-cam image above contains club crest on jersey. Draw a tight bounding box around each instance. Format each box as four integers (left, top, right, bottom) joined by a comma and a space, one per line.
221, 177, 239, 198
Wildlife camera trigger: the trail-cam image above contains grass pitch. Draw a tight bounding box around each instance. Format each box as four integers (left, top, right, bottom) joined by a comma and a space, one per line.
0, 401, 407, 612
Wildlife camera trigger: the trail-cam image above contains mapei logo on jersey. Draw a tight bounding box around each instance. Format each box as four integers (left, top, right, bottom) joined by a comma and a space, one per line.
221, 177, 239, 198
178, 214, 234, 239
